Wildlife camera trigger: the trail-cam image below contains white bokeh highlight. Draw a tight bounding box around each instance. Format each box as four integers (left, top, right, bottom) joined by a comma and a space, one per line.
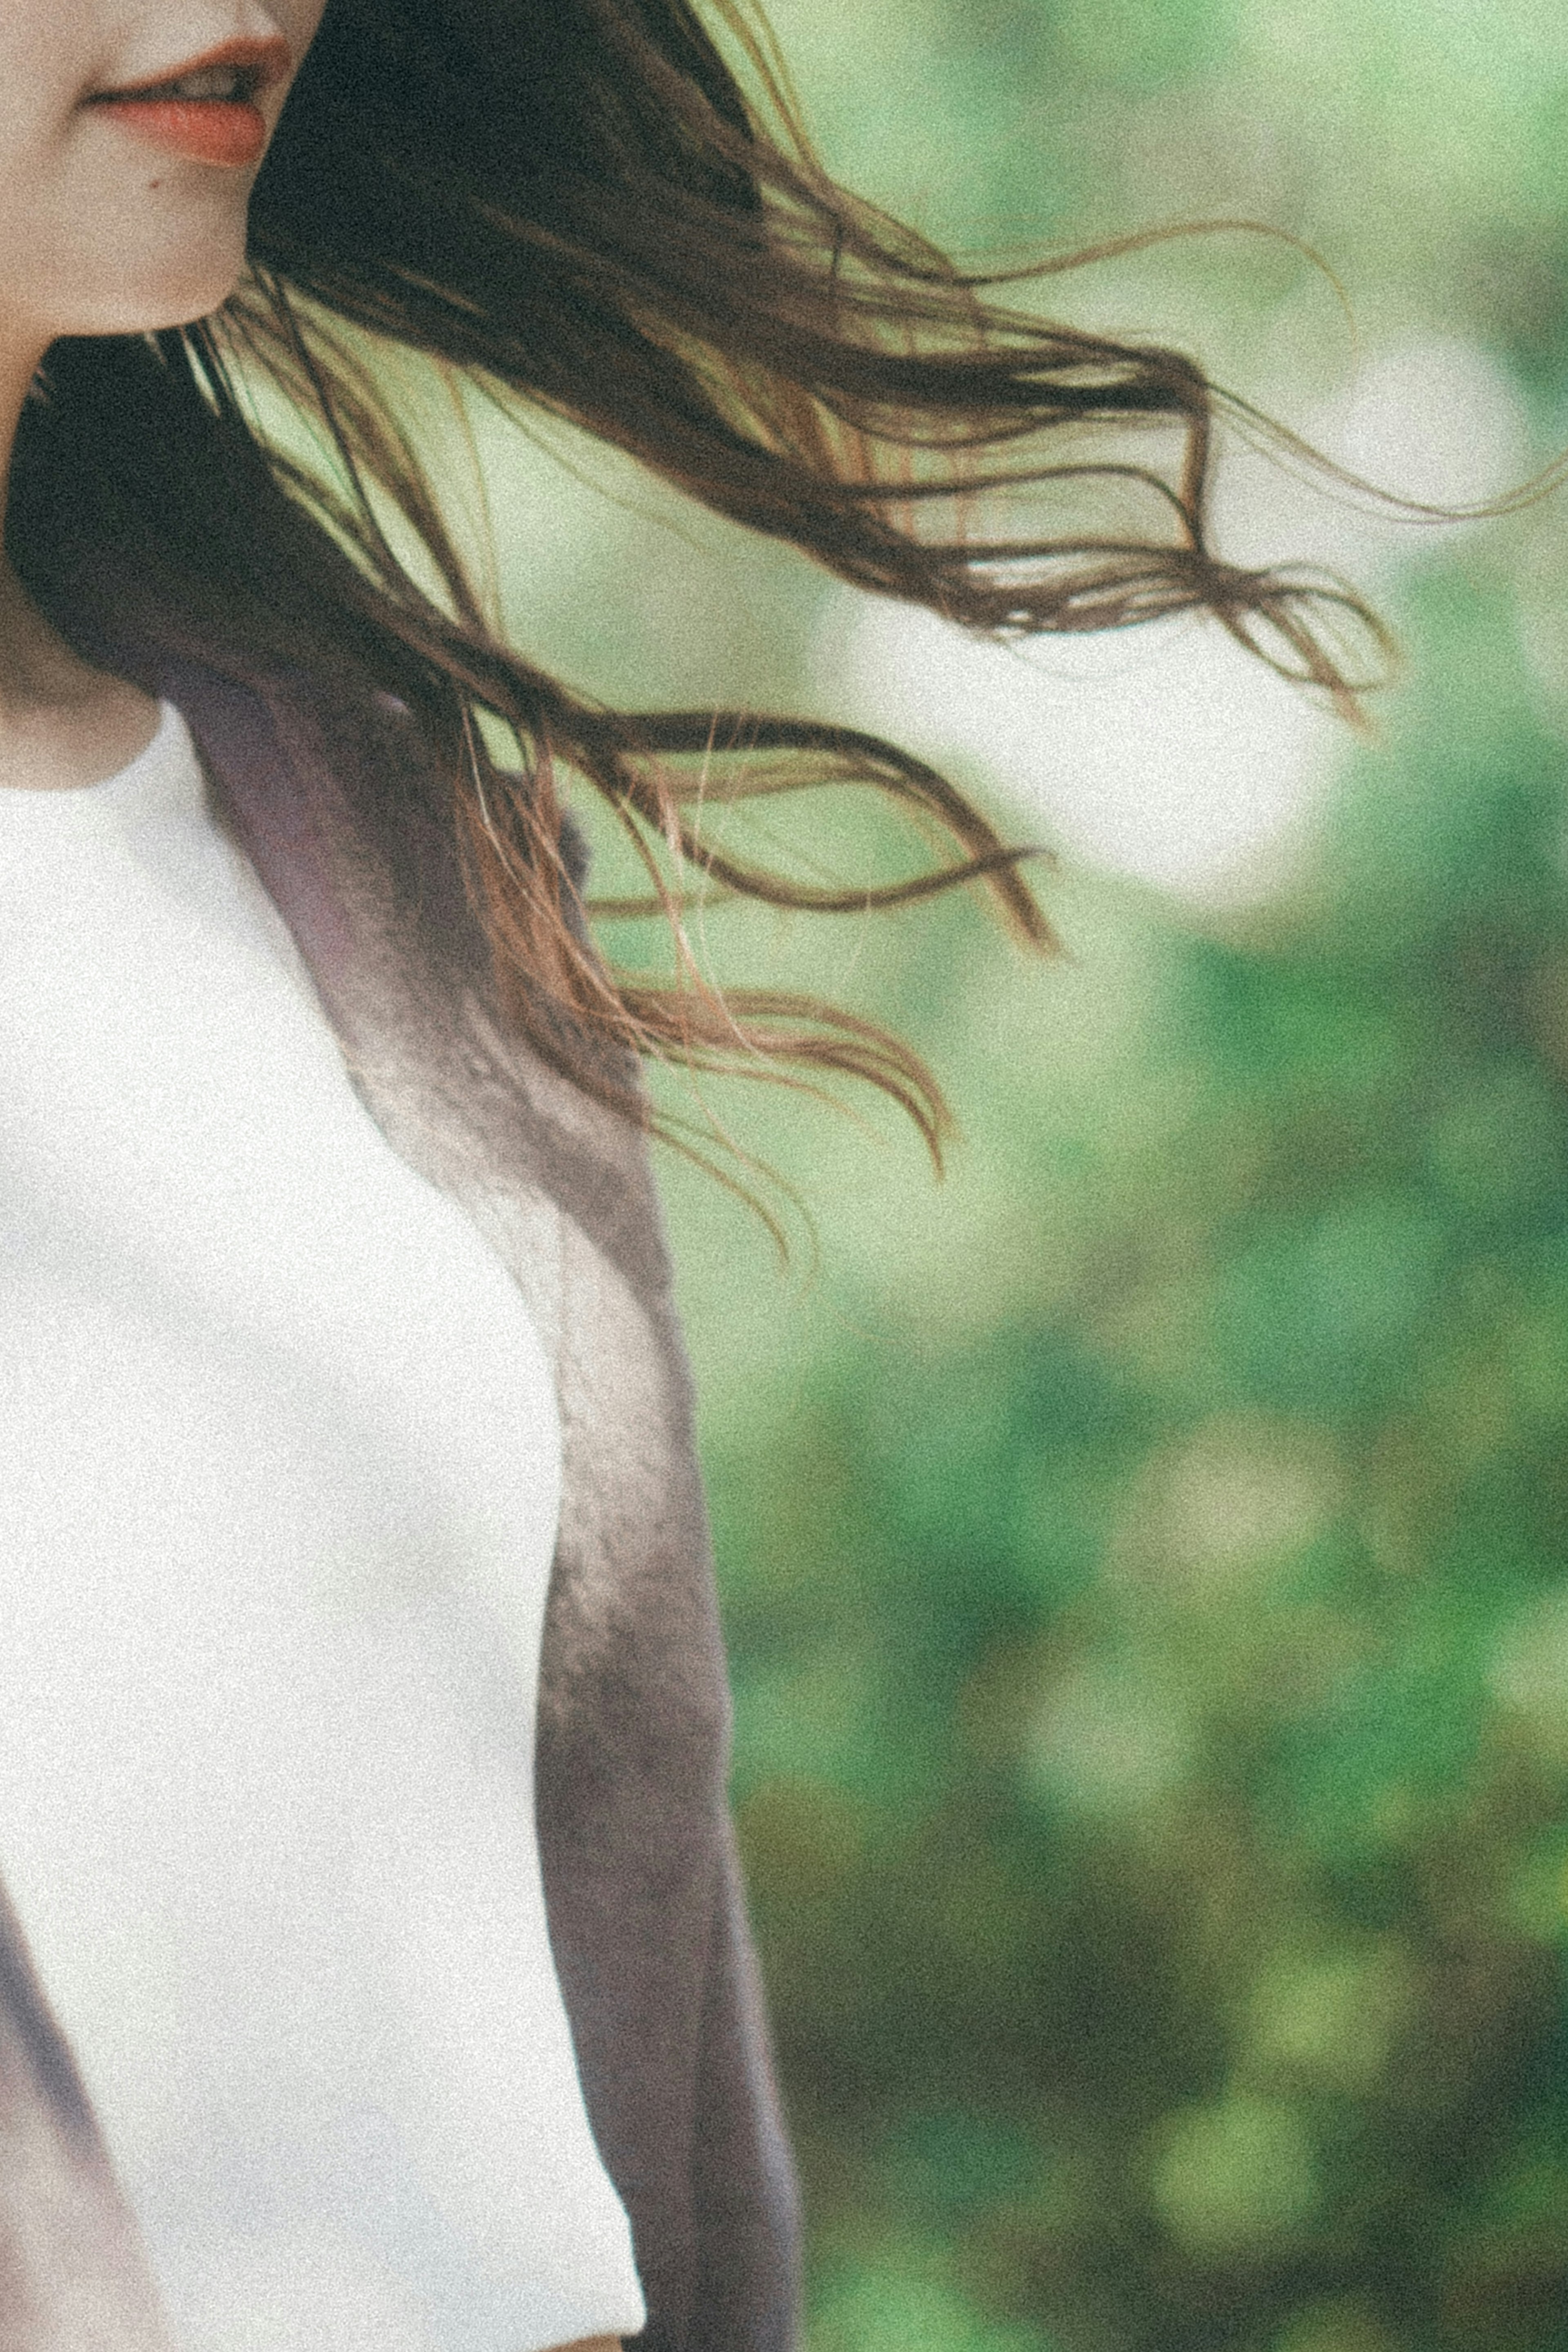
822, 604, 1341, 902
818, 336, 1531, 905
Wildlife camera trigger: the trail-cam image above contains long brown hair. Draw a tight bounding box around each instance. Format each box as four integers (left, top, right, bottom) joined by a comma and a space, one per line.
7, 0, 1384, 1159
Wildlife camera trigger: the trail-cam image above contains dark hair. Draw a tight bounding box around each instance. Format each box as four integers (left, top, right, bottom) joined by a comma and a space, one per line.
7, 0, 1384, 1160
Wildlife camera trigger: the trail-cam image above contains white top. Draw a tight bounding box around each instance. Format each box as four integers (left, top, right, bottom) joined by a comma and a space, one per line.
0, 704, 645, 2352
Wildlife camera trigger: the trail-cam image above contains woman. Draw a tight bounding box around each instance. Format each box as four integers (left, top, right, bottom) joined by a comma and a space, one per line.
0, 3, 1377, 2348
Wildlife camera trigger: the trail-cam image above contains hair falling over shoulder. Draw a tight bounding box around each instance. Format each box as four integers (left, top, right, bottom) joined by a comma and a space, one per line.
6, 0, 1390, 1167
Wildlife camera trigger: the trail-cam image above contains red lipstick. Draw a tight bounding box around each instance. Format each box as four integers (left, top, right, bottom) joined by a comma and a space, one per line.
86, 35, 292, 170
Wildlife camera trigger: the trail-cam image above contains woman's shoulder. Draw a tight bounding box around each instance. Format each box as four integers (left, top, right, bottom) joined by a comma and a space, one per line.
171, 653, 677, 1303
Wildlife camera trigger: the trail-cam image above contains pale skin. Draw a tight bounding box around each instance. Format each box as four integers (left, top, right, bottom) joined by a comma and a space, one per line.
0, 7, 620, 2348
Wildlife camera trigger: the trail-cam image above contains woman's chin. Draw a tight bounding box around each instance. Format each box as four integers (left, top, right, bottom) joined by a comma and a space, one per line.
60, 241, 248, 338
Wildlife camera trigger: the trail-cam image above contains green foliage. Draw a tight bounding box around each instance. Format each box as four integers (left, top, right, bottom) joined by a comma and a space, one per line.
662, 561, 1568, 2352
472, 0, 1568, 2342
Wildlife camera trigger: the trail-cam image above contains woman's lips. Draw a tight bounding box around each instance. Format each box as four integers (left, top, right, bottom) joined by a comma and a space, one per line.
90, 96, 269, 168
85, 33, 291, 170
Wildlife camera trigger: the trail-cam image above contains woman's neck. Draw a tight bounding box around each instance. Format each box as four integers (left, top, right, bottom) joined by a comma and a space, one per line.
0, 574, 161, 789
0, 373, 161, 791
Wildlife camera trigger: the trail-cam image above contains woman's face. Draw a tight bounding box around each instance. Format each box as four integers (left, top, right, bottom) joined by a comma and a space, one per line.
0, 1, 327, 350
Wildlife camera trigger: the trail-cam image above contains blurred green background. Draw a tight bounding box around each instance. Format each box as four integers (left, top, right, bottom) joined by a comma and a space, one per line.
479, 3, 1568, 2345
